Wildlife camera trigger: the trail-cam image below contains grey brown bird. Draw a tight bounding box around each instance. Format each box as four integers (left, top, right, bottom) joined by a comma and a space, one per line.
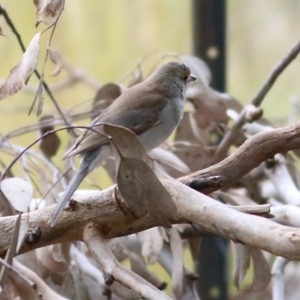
50, 61, 196, 226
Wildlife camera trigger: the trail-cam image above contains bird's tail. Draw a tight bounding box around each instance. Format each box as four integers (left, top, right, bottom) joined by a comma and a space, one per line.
49, 166, 88, 227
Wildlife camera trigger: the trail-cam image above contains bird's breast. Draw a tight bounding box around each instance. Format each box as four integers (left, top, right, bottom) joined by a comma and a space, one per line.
139, 96, 184, 151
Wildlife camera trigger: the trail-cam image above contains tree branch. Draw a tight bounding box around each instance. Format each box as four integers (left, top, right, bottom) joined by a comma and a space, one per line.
181, 122, 300, 193
1, 123, 300, 260
215, 38, 300, 160
0, 175, 299, 260
83, 223, 171, 300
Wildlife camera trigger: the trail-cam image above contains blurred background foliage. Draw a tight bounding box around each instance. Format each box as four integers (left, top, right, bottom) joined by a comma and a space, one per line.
1, 0, 300, 139
0, 0, 300, 296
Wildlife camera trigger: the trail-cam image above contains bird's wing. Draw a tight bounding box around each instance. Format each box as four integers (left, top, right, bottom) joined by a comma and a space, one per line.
64, 91, 168, 158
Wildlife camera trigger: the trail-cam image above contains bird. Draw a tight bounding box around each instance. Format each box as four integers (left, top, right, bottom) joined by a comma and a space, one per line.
50, 61, 196, 226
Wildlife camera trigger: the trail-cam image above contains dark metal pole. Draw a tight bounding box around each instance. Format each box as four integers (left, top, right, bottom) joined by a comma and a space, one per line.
193, 0, 226, 91
192, 1, 228, 300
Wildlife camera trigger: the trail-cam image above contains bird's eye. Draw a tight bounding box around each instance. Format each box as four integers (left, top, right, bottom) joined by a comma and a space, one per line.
183, 75, 188, 81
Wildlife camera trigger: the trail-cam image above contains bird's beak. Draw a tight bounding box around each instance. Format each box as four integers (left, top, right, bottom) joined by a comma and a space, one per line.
187, 74, 197, 83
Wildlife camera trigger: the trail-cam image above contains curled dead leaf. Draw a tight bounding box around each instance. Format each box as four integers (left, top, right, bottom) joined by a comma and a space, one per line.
117, 157, 149, 218
1, 178, 33, 212
172, 141, 215, 172
175, 111, 209, 144
48, 48, 64, 76
0, 33, 41, 100
138, 228, 164, 264
128, 252, 165, 289
187, 85, 228, 132
231, 242, 250, 289
103, 124, 149, 163
38, 115, 61, 159
179, 55, 212, 85
91, 83, 122, 120
248, 246, 271, 292
33, 0, 64, 26
148, 148, 190, 176
103, 125, 177, 226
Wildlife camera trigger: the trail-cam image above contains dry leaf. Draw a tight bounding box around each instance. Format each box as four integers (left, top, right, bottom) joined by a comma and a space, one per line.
0, 170, 16, 215
33, 0, 64, 26
48, 48, 64, 76
175, 112, 209, 145
173, 142, 215, 172
248, 246, 271, 292
1, 178, 33, 212
36, 245, 68, 275
0, 33, 41, 100
231, 243, 271, 292
179, 55, 211, 85
148, 148, 190, 175
128, 252, 165, 289
116, 157, 152, 218
103, 124, 149, 164
17, 219, 30, 254
38, 114, 61, 159
187, 237, 201, 263
178, 56, 229, 133
104, 124, 177, 226
70, 244, 105, 286
117, 158, 177, 226
91, 83, 122, 120
187, 85, 228, 131
138, 228, 164, 264
231, 242, 250, 289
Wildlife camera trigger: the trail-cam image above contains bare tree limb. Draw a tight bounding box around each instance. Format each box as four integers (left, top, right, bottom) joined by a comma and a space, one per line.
0, 258, 35, 289
0, 175, 300, 261
181, 122, 300, 193
0, 123, 300, 260
83, 222, 171, 300
215, 38, 300, 161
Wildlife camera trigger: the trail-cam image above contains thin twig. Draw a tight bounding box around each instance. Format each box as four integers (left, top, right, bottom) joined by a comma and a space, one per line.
0, 124, 110, 182
29, 0, 66, 116
0, 258, 36, 289
215, 38, 300, 161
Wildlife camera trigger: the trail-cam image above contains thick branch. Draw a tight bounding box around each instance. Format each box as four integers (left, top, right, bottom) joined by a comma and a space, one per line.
83, 223, 171, 300
0, 123, 300, 259
0, 174, 300, 260
180, 122, 300, 193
